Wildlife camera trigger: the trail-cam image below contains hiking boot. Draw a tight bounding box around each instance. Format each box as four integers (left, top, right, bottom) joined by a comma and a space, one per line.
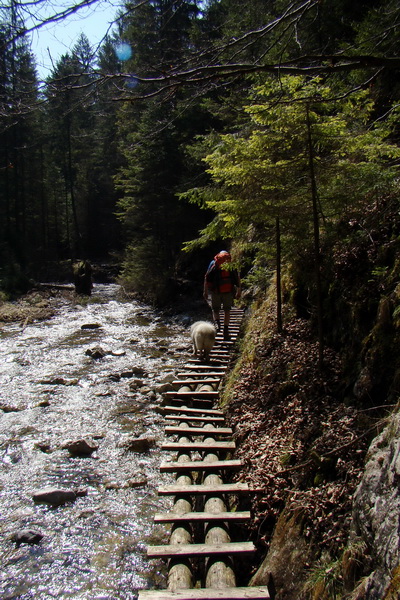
223, 326, 230, 341
214, 320, 221, 332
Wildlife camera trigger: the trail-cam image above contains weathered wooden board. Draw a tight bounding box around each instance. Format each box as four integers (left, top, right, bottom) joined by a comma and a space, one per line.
138, 587, 271, 600
172, 379, 221, 386
164, 391, 219, 398
187, 359, 229, 365
181, 365, 226, 371
160, 459, 243, 472
161, 406, 224, 416
164, 415, 225, 424
147, 541, 256, 558
161, 441, 235, 451
158, 483, 250, 496
165, 426, 233, 436
154, 510, 251, 523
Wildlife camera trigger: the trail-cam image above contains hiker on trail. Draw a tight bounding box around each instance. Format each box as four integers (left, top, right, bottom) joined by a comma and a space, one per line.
203, 250, 241, 340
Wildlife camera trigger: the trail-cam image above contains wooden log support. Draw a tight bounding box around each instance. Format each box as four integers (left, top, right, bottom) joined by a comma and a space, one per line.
141, 308, 271, 600
167, 436, 195, 591
202, 428, 236, 589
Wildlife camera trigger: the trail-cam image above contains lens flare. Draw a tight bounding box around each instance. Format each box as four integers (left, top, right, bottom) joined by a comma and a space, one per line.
126, 76, 139, 89
115, 43, 133, 61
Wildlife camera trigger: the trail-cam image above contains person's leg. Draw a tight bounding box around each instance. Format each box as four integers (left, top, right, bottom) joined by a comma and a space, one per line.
213, 310, 221, 330
221, 293, 234, 340
211, 293, 222, 330
223, 310, 231, 340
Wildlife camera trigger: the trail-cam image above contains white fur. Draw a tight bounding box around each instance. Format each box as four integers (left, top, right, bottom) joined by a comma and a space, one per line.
190, 321, 216, 361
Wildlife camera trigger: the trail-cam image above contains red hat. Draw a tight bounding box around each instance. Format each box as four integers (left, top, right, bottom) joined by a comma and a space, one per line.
214, 251, 231, 264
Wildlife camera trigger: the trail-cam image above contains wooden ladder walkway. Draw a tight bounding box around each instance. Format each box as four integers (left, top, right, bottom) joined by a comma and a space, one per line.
138, 309, 271, 600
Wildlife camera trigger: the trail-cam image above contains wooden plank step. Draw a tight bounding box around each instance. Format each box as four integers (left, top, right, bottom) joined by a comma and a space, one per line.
138, 586, 271, 600
181, 365, 226, 371
160, 459, 243, 473
161, 441, 235, 452
187, 359, 229, 365
158, 483, 250, 496
215, 333, 239, 338
147, 541, 256, 559
154, 510, 251, 523
164, 426, 233, 436
164, 415, 225, 424
164, 391, 219, 398
162, 399, 215, 408
177, 373, 225, 378
172, 379, 221, 386
161, 406, 225, 416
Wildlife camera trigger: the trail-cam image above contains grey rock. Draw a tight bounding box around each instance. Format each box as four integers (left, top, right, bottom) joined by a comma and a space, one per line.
350, 411, 400, 598
127, 477, 148, 488
155, 382, 174, 393
131, 366, 148, 377
111, 349, 126, 356
12, 528, 44, 546
32, 487, 77, 506
62, 438, 99, 457
85, 346, 107, 359
81, 323, 101, 330
118, 436, 156, 453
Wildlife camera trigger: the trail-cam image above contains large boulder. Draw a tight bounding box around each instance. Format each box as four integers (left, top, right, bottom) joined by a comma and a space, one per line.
250, 506, 315, 599
350, 411, 400, 599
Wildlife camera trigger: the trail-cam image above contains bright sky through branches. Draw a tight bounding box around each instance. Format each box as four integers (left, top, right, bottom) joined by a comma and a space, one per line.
26, 0, 123, 79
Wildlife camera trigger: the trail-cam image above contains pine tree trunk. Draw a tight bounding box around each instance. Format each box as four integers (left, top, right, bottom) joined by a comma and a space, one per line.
276, 216, 283, 333
305, 104, 324, 368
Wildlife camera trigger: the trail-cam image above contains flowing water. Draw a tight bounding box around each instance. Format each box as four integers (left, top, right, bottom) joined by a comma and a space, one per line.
0, 284, 192, 600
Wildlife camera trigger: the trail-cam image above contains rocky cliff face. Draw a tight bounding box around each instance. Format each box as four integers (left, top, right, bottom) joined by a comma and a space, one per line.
350, 411, 400, 600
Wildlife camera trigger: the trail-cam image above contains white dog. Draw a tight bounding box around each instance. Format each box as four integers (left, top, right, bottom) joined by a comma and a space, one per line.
190, 321, 216, 361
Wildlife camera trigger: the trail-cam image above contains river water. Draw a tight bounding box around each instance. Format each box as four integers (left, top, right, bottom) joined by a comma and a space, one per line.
0, 284, 192, 600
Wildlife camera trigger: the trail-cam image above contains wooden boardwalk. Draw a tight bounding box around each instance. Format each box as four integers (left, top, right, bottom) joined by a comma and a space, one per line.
138, 309, 270, 600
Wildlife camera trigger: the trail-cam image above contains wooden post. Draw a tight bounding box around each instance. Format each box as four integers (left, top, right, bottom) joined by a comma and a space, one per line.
203, 426, 236, 589
168, 433, 194, 591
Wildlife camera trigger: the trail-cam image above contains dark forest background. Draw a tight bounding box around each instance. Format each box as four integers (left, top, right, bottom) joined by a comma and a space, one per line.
1, 0, 399, 305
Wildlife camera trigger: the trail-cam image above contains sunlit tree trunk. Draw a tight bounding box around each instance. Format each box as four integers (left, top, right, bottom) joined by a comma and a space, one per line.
305, 103, 324, 368
276, 216, 283, 333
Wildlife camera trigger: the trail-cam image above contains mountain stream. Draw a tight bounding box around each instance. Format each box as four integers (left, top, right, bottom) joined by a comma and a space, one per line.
0, 284, 193, 600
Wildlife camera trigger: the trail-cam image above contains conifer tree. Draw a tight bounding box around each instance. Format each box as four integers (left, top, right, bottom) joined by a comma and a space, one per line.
0, 10, 41, 291
182, 76, 400, 346
43, 35, 99, 259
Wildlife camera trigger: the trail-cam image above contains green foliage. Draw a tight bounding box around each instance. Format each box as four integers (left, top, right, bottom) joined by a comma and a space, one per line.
183, 75, 400, 294
118, 237, 172, 305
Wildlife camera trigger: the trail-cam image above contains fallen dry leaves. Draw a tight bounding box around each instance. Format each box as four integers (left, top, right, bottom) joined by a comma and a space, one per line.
227, 316, 370, 556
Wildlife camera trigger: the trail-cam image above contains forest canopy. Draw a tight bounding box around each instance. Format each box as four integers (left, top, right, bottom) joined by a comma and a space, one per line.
0, 0, 399, 304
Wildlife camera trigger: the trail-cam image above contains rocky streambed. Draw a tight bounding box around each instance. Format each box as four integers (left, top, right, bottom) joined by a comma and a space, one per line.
0, 284, 193, 600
